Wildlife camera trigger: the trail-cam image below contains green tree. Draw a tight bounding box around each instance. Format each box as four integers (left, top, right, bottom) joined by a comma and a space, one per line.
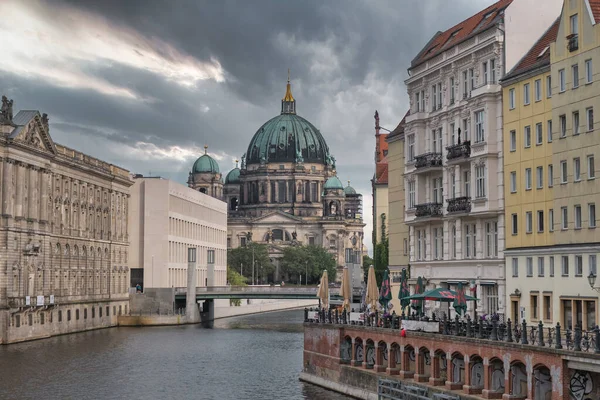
372, 213, 389, 286
227, 242, 274, 284
280, 245, 337, 284
362, 254, 374, 284
226, 268, 246, 306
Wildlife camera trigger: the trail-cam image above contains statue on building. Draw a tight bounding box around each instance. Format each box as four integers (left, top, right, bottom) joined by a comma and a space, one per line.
247, 232, 252, 242
292, 231, 297, 240
1, 95, 14, 123
241, 153, 247, 169
330, 201, 337, 216
42, 113, 49, 132
295, 148, 304, 164
267, 230, 273, 242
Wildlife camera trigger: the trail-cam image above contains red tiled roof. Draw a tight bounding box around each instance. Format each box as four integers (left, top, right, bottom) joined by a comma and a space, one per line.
503, 18, 559, 80
590, 0, 600, 23
411, 0, 513, 68
375, 163, 388, 185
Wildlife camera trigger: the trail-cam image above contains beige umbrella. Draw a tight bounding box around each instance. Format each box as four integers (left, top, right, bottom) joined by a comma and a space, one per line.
316, 270, 329, 309
340, 267, 352, 312
365, 265, 379, 310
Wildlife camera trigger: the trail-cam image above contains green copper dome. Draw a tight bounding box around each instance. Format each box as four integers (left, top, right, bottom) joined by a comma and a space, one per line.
192, 147, 220, 174
225, 167, 240, 184
344, 181, 356, 195
324, 176, 344, 191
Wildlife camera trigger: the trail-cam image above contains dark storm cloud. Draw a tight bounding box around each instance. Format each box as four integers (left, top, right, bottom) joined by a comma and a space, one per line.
0, 0, 498, 250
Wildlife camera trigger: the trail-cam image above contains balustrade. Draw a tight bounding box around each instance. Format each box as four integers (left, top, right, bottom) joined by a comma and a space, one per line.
446, 197, 471, 213
414, 153, 442, 169
415, 203, 442, 218
446, 141, 470, 161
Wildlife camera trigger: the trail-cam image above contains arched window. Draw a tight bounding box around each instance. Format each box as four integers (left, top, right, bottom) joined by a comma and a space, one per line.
272, 229, 284, 241
230, 197, 238, 211
199, 188, 207, 194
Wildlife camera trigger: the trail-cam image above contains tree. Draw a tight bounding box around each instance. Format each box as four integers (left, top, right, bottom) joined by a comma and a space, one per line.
280, 245, 337, 284
372, 213, 389, 286
226, 268, 246, 306
362, 254, 374, 284
227, 242, 274, 284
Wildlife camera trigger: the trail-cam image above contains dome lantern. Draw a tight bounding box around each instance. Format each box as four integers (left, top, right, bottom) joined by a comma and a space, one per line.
281, 69, 296, 115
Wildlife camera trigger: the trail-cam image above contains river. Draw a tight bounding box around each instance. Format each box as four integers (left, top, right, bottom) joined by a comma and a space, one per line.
0, 309, 350, 400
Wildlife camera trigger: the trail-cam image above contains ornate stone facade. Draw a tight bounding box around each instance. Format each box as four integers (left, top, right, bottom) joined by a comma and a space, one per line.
0, 98, 132, 344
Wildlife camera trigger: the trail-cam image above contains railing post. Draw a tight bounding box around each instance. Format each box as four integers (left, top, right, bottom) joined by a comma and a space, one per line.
335, 309, 339, 324
521, 320, 528, 345
595, 325, 600, 354
477, 317, 484, 339
574, 323, 582, 352
304, 308, 308, 322
454, 315, 460, 336
506, 319, 513, 342
490, 319, 498, 341
466, 315, 472, 337
555, 322, 563, 349
538, 320, 545, 347
443, 314, 450, 335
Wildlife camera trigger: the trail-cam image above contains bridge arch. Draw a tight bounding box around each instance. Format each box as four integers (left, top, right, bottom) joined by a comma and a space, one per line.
533, 363, 552, 400
365, 339, 376, 368
354, 337, 364, 363
377, 340, 388, 370
449, 351, 465, 387
509, 360, 527, 397
469, 355, 484, 390
488, 357, 505, 394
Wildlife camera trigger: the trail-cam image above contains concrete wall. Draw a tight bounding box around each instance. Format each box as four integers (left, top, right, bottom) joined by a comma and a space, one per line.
213, 299, 317, 319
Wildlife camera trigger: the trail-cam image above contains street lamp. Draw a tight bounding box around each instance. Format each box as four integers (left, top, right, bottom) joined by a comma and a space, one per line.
588, 272, 600, 292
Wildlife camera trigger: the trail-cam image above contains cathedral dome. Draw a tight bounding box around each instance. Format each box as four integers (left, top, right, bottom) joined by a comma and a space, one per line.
225, 161, 241, 184
344, 181, 356, 195
245, 77, 331, 166
324, 176, 344, 191
192, 146, 219, 174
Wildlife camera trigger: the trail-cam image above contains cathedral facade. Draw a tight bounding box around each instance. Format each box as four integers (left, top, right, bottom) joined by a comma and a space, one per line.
188, 79, 365, 281
0, 96, 132, 344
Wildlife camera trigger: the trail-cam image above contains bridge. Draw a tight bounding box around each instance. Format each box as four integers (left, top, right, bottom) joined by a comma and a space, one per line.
174, 285, 363, 301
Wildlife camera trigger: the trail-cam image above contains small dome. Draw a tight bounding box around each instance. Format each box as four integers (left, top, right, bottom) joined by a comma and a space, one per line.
344, 181, 356, 195
324, 176, 344, 191
225, 167, 240, 184
192, 146, 220, 174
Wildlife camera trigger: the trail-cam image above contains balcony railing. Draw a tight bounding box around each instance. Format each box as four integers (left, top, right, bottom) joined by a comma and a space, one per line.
568, 34, 579, 52
446, 141, 471, 161
415, 202, 443, 218
414, 153, 442, 169
447, 196, 471, 214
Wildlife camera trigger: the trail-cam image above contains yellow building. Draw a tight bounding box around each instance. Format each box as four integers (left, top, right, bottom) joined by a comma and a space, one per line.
504, 0, 600, 332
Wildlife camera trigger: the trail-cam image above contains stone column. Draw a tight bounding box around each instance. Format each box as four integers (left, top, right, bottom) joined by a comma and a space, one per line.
398, 348, 414, 379
429, 353, 444, 386
481, 358, 493, 399
14, 162, 25, 218
350, 340, 361, 367
374, 344, 385, 372
445, 352, 455, 389
266, 179, 271, 203
463, 356, 474, 394
28, 166, 39, 221
186, 248, 200, 323
386, 345, 399, 375
415, 350, 428, 382
39, 170, 49, 223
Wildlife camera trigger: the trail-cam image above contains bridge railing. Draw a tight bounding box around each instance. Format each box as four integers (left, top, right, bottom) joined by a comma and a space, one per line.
174, 286, 362, 297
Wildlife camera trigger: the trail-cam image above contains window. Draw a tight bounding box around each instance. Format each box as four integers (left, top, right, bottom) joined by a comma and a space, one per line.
574, 157, 581, 181
450, 123, 456, 145
512, 213, 518, 235
407, 134, 415, 161
526, 211, 533, 233
536, 166, 543, 189
562, 255, 569, 276
531, 294, 538, 320
416, 230, 426, 260
546, 75, 552, 97
462, 70, 468, 97
576, 255, 583, 276
590, 203, 596, 228
485, 221, 498, 258
464, 223, 476, 258
432, 177, 443, 203
509, 88, 515, 109
560, 115, 567, 137
510, 171, 517, 193
469, 68, 475, 90
450, 225, 457, 259
573, 64, 580, 88
585, 59, 593, 84
308, 236, 315, 245
571, 13, 579, 35
523, 83, 531, 105
573, 111, 580, 135
587, 107, 594, 131
408, 181, 415, 208
526, 257, 533, 277
450, 77, 455, 104
549, 208, 554, 232
420, 90, 425, 112
207, 249, 215, 264
547, 119, 553, 143
543, 295, 551, 321
475, 110, 485, 143
535, 79, 542, 101
538, 257, 545, 277
524, 125, 531, 148
588, 155, 595, 179
431, 84, 438, 111
512, 258, 519, 277
560, 160, 567, 183
537, 210, 544, 232
491, 59, 496, 83
462, 118, 469, 141
415, 92, 421, 112
450, 170, 456, 199
550, 256, 555, 276
510, 130, 516, 151
590, 255, 597, 275
240, 237, 247, 247
463, 170, 471, 197
433, 227, 443, 260
483, 61, 488, 84
575, 205, 582, 229
525, 168, 532, 190
536, 123, 543, 145
559, 69, 566, 92
475, 165, 486, 198
561, 206, 568, 229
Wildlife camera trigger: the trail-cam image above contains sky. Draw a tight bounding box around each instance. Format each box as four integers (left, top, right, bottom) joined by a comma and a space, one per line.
0, 0, 497, 254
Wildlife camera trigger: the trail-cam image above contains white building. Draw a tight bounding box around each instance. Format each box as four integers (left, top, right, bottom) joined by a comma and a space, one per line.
129, 176, 227, 289
403, 0, 561, 318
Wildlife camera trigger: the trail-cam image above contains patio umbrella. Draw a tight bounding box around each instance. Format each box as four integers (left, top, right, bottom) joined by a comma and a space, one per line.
379, 269, 392, 311
403, 287, 477, 302
340, 267, 352, 312
365, 265, 379, 310
316, 270, 329, 309
411, 276, 425, 315
398, 269, 410, 312
453, 282, 468, 316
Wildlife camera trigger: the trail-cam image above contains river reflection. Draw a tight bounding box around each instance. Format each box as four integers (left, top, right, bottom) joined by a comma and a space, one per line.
0, 309, 350, 400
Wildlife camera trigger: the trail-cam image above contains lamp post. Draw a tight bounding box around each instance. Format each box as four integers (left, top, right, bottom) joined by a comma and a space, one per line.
305, 260, 308, 286
588, 272, 600, 292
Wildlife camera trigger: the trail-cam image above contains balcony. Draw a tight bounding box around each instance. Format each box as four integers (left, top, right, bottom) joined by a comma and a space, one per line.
568, 34, 579, 52
415, 203, 443, 218
446, 196, 471, 214
446, 141, 471, 161
471, 79, 500, 98
414, 153, 442, 170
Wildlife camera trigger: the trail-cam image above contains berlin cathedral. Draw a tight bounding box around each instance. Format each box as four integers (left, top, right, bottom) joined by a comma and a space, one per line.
187, 77, 365, 280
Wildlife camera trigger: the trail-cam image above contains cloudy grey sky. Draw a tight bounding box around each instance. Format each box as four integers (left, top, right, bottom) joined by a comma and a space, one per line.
0, 0, 496, 253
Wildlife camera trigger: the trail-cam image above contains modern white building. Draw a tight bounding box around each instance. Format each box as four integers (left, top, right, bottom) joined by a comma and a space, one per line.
403, 0, 561, 318
129, 176, 227, 289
